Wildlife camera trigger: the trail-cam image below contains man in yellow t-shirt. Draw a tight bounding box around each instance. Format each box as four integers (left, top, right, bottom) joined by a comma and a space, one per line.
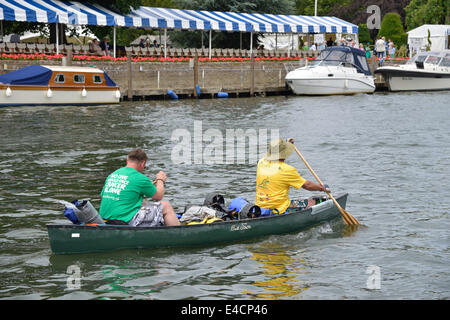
255, 138, 328, 215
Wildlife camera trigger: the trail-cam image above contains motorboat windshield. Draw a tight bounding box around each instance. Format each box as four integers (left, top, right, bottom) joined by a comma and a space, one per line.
406, 51, 450, 66
310, 46, 372, 75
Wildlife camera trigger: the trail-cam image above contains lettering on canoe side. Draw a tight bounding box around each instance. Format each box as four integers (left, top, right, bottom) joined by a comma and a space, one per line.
231, 223, 251, 231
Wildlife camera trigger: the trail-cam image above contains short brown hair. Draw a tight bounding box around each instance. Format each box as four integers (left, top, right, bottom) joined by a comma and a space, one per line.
127, 148, 148, 163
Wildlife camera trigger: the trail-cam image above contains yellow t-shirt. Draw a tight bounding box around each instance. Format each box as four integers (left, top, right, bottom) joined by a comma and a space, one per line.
255, 158, 306, 214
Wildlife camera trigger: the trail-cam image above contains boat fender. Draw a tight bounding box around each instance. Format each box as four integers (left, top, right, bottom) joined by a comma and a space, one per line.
115, 89, 121, 99
167, 90, 178, 99
195, 84, 201, 96
217, 92, 228, 98
47, 87, 53, 98
5, 87, 12, 97
81, 88, 87, 97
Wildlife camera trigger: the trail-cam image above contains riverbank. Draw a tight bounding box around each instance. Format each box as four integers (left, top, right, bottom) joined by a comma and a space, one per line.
0, 56, 405, 100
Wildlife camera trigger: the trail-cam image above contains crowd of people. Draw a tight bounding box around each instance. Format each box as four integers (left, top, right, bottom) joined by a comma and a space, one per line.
88, 37, 111, 56
302, 36, 398, 61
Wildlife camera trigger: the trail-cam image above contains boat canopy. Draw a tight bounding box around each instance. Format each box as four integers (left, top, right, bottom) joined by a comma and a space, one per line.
0, 65, 118, 87
314, 46, 372, 76
0, 65, 52, 85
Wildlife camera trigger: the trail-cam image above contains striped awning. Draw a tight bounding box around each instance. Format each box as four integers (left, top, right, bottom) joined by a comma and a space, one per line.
0, 0, 58, 23
131, 7, 359, 34
0, 1, 358, 34
0, 0, 134, 26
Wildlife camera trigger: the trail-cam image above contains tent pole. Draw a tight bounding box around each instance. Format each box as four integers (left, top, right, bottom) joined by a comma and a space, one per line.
164, 28, 167, 58
250, 31, 253, 56
288, 33, 291, 56
209, 29, 212, 60
113, 25, 116, 58
56, 22, 59, 55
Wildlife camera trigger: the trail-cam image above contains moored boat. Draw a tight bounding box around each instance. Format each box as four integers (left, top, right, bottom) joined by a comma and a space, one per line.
47, 193, 348, 254
285, 46, 375, 95
0, 65, 121, 106
374, 50, 450, 91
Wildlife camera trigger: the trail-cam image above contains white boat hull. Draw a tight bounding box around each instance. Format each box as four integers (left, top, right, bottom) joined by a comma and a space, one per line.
286, 77, 375, 95
0, 88, 120, 106
386, 76, 450, 91
375, 50, 450, 92
285, 65, 375, 96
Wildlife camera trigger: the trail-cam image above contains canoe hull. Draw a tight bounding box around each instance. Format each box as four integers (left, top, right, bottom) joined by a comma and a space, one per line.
47, 193, 347, 254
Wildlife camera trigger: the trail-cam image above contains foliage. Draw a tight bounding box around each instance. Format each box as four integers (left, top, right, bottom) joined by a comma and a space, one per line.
396, 44, 408, 57
295, 0, 350, 16
326, 0, 411, 27
358, 24, 372, 44
377, 13, 408, 47
86, 0, 142, 14
141, 0, 176, 8
405, 0, 449, 31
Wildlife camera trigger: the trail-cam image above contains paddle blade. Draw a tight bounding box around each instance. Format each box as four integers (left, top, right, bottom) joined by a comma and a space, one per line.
340, 207, 360, 226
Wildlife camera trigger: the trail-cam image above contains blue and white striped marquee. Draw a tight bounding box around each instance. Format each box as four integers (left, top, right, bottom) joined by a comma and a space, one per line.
0, 1, 358, 34
131, 7, 358, 34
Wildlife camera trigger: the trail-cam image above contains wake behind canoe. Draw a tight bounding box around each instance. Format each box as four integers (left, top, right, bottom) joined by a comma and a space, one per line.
47, 193, 347, 254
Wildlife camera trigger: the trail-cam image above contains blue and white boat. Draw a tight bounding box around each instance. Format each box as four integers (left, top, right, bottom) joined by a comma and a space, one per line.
0, 65, 120, 107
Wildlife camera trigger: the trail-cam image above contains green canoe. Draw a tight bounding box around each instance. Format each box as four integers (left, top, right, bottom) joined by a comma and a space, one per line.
47, 193, 348, 254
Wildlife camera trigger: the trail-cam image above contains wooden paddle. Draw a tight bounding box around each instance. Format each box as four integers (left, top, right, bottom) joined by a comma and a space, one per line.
292, 145, 360, 226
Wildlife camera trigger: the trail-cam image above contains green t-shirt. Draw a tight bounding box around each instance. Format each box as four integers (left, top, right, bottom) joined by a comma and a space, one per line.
99, 166, 157, 223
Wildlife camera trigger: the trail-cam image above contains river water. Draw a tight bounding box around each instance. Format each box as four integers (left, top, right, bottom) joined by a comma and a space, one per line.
0, 91, 449, 300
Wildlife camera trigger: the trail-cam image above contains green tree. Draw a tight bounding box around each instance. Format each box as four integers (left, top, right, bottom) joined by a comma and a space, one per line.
358, 24, 372, 44
405, 0, 450, 31
295, 0, 350, 16
377, 12, 408, 47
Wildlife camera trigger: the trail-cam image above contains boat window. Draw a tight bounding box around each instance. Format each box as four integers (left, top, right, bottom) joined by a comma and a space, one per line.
345, 53, 354, 64
317, 50, 348, 66
73, 74, 85, 83
440, 56, 450, 67
54, 74, 65, 83
425, 55, 441, 65
416, 55, 427, 63
93, 74, 103, 84
356, 55, 370, 72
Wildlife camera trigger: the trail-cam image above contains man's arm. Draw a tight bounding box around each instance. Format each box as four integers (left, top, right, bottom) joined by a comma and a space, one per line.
302, 180, 327, 192
151, 171, 166, 201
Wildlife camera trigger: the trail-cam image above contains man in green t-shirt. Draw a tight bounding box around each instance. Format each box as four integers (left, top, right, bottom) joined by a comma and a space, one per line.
99, 148, 180, 227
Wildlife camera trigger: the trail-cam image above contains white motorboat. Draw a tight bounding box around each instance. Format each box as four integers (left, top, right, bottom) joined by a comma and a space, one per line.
375, 50, 450, 91
0, 65, 121, 107
285, 46, 375, 95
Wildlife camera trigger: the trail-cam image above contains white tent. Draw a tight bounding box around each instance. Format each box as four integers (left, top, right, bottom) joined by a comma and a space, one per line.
407, 24, 450, 55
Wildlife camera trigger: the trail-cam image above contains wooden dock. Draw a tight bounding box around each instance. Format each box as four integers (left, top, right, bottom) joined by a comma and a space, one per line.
0, 55, 403, 100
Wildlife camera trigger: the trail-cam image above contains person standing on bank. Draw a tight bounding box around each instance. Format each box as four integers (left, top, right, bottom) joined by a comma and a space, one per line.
255, 138, 329, 216
99, 148, 180, 227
